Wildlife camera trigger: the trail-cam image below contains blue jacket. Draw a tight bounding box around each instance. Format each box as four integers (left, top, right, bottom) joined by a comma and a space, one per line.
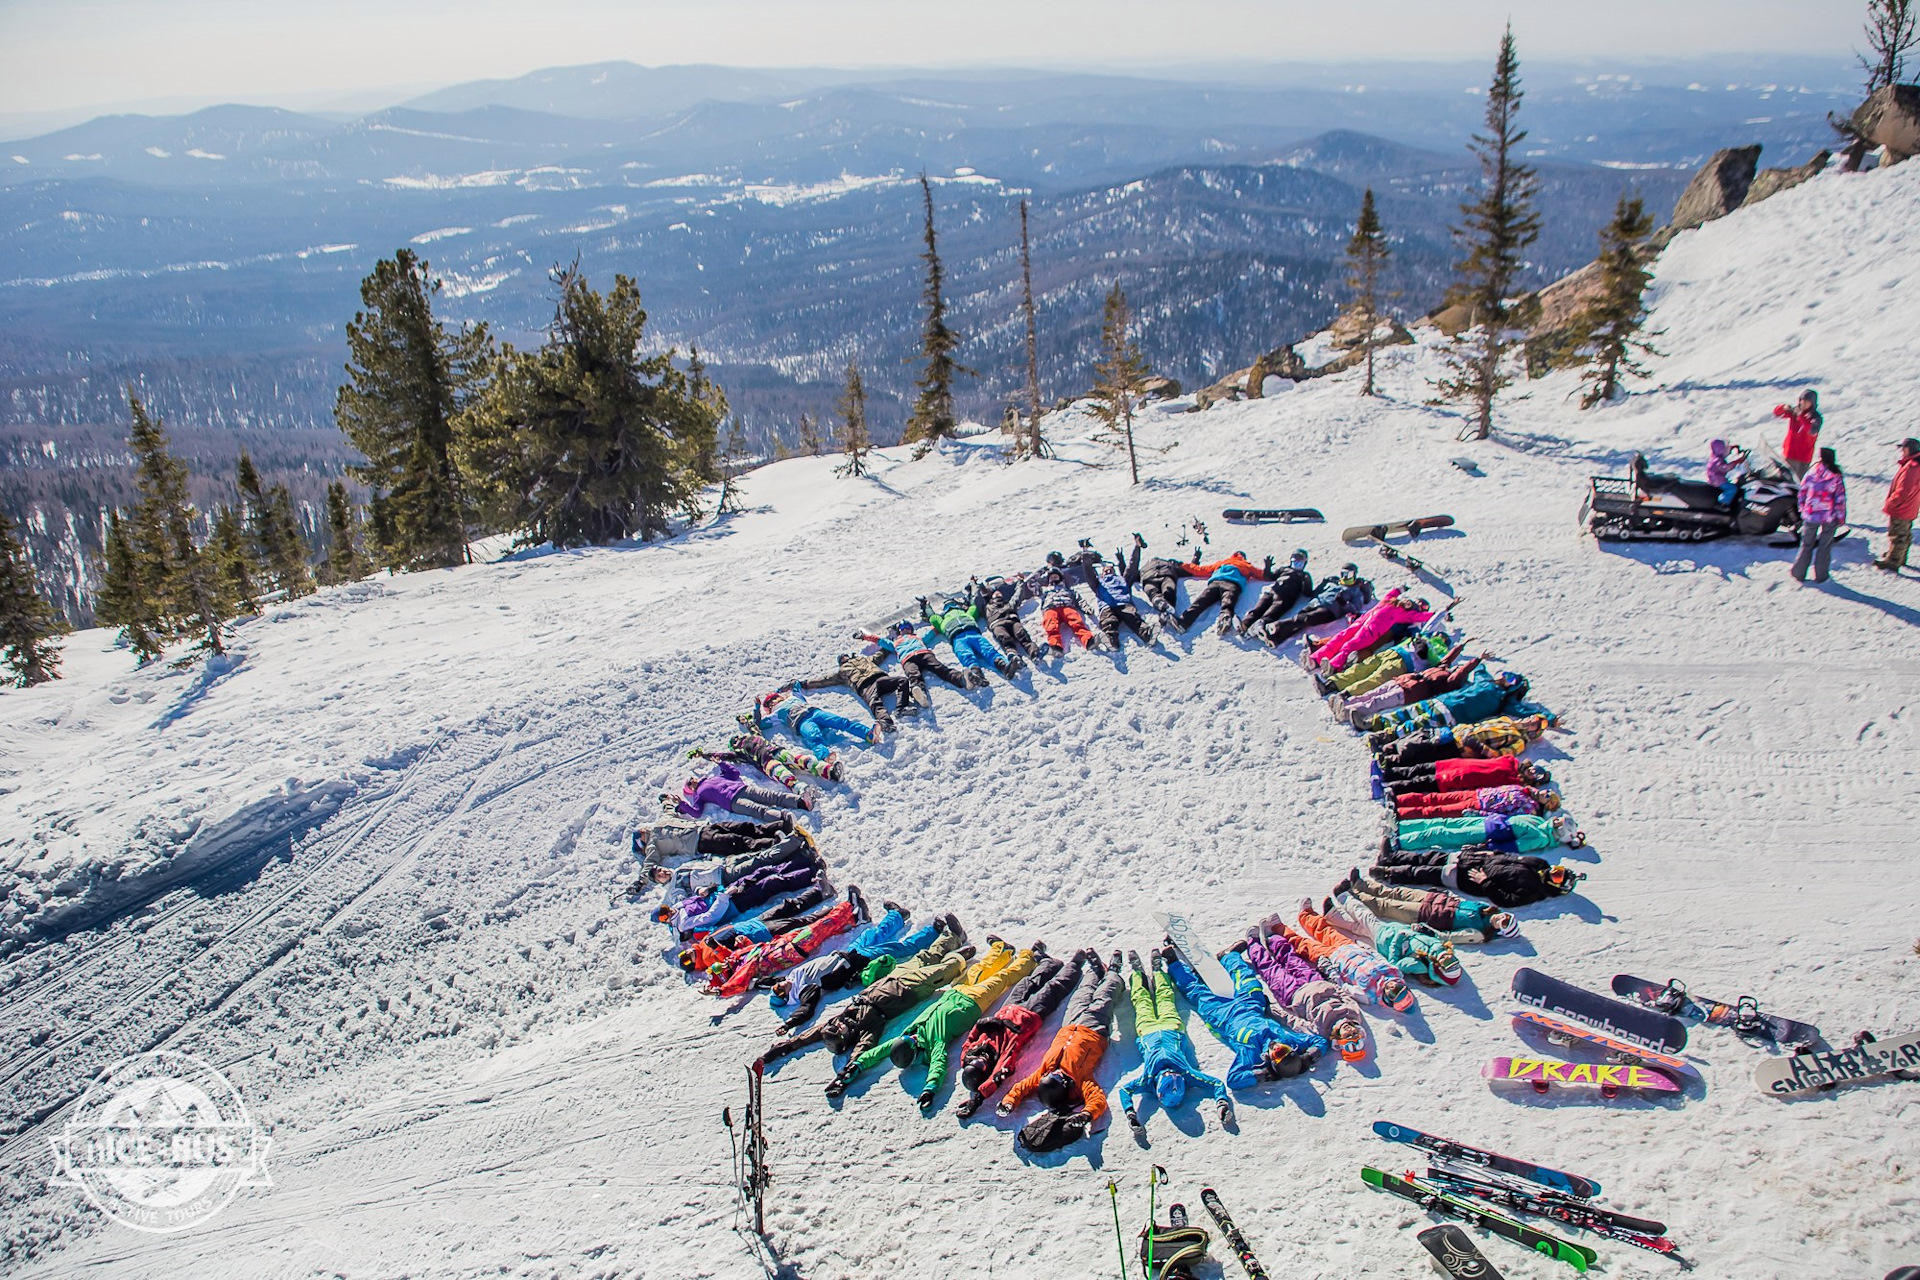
1169, 955, 1330, 1089
1073, 549, 1141, 610
1115, 1030, 1229, 1115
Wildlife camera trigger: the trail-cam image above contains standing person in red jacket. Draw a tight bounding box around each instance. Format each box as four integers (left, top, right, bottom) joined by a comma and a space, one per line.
1877, 437, 1920, 572
1774, 389, 1823, 481
1175, 551, 1271, 636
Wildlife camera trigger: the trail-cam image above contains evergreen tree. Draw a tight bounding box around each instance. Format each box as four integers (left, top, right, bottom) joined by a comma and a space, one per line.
366, 495, 399, 573
1863, 0, 1917, 92
1090, 284, 1150, 486
209, 504, 261, 615
0, 512, 66, 686
835, 358, 873, 479
1019, 199, 1048, 459
903, 175, 972, 449
1570, 195, 1660, 408
94, 510, 163, 663
321, 481, 370, 584
1345, 188, 1393, 398
797, 412, 823, 457
124, 398, 228, 656
335, 249, 489, 570
235, 452, 313, 599
1434, 25, 1542, 441
456, 266, 723, 547
716, 422, 748, 515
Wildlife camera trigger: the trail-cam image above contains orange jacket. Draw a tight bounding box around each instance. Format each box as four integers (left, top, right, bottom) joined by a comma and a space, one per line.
999, 1023, 1111, 1122
1885, 455, 1920, 521
1181, 552, 1269, 584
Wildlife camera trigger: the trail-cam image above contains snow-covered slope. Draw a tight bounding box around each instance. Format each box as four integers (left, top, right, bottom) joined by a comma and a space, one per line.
2, 161, 1918, 1279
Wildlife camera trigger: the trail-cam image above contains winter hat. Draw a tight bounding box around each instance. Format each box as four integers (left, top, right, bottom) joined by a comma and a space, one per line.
1709, 438, 1728, 457
1154, 1070, 1187, 1109
1901, 438, 1920, 455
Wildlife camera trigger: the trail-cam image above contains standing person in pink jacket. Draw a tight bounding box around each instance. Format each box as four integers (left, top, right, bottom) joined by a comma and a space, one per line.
1305, 587, 1434, 674
1791, 447, 1847, 585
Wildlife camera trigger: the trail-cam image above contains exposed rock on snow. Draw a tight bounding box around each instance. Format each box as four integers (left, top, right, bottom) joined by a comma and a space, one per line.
1667, 144, 1761, 231
1852, 83, 1920, 164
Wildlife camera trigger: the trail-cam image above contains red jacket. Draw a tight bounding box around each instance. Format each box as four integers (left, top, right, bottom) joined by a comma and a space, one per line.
956, 1005, 1044, 1102
1885, 455, 1920, 521
1774, 404, 1821, 465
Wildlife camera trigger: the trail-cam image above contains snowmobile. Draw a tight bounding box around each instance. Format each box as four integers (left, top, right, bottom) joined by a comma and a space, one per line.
1581, 450, 1800, 542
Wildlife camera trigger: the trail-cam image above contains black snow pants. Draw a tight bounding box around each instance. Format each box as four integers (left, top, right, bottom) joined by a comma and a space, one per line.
1175, 580, 1243, 632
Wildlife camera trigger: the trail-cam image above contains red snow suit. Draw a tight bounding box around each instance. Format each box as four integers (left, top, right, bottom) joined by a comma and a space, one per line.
708, 901, 856, 997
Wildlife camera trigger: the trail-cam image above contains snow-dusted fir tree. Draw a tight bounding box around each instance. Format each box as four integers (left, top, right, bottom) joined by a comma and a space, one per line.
0, 512, 65, 687
1345, 188, 1393, 398
236, 451, 313, 599
457, 267, 722, 546
904, 175, 971, 451
798, 412, 823, 457
208, 504, 261, 615
836, 358, 873, 479
1572, 195, 1660, 408
336, 250, 489, 570
1435, 26, 1541, 440
93, 510, 162, 662
1091, 284, 1150, 485
321, 481, 370, 585
716, 422, 748, 516
121, 396, 228, 657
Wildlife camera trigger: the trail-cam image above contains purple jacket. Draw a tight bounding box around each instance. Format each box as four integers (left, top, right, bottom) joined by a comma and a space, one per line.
1246, 936, 1363, 1039
676, 762, 748, 817
1798, 463, 1847, 525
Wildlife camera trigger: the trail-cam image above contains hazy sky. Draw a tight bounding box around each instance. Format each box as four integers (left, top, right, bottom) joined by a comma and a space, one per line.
0, 0, 1868, 118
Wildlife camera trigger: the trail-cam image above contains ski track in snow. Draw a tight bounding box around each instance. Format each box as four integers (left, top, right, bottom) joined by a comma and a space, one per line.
2, 164, 1919, 1278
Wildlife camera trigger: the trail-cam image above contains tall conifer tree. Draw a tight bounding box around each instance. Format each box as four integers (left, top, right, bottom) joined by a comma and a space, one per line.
336, 250, 489, 569
1090, 285, 1150, 486
835, 358, 872, 479
321, 481, 370, 584
1345, 188, 1393, 398
1862, 0, 1917, 92
1571, 194, 1659, 408
1434, 26, 1541, 440
797, 412, 823, 457
1019, 199, 1047, 459
208, 504, 260, 615
94, 510, 163, 663
0, 512, 66, 686
904, 175, 971, 448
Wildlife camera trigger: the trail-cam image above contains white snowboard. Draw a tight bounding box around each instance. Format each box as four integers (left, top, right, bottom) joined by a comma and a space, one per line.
1754, 1030, 1920, 1096
1154, 911, 1233, 997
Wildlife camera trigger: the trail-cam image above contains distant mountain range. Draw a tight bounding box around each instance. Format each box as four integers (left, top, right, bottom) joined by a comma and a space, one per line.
0, 57, 1859, 620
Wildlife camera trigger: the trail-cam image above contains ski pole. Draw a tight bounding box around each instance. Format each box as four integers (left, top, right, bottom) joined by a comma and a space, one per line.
1107, 1179, 1126, 1280
1146, 1164, 1167, 1280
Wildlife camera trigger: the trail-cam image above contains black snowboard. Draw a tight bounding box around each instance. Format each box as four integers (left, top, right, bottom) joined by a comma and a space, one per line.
1223, 507, 1325, 524
1341, 514, 1455, 543
1511, 967, 1689, 1056
1418, 1224, 1508, 1279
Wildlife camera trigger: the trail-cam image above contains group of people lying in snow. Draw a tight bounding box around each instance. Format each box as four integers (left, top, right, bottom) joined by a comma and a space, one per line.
620, 529, 1591, 1152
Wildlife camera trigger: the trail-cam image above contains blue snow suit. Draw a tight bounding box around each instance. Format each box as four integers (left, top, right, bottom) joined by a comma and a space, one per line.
1167, 953, 1331, 1089
1114, 971, 1229, 1119
775, 695, 872, 753
922, 597, 1009, 673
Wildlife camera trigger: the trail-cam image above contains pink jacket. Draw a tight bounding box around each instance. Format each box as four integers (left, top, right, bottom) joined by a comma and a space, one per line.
1797, 463, 1847, 525
1314, 589, 1436, 672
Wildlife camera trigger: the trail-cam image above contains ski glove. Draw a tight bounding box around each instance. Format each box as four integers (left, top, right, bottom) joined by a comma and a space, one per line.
1217, 1100, 1235, 1127
916, 1089, 937, 1113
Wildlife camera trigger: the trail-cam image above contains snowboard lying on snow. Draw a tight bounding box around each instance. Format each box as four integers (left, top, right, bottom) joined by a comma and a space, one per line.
1511, 967, 1689, 1056
1483, 1055, 1679, 1097
1610, 974, 1821, 1049
1340, 514, 1455, 543
1222, 507, 1324, 524
1155, 911, 1233, 996
1754, 1030, 1920, 1096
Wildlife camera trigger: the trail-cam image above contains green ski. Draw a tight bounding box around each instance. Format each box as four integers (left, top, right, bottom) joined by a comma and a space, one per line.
1361, 1167, 1596, 1272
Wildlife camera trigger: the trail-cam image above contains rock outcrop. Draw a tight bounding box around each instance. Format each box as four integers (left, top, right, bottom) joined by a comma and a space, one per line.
1852, 84, 1920, 164
1668, 145, 1762, 232
1745, 150, 1831, 206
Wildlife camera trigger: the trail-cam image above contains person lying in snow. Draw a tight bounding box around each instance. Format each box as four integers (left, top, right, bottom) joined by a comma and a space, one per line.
1165, 944, 1331, 1088
650, 836, 819, 906
1395, 785, 1561, 819
920, 592, 1019, 683
1335, 652, 1481, 724
666, 761, 815, 824
1029, 568, 1102, 656
1176, 551, 1271, 636
761, 921, 972, 1070
1114, 949, 1232, 1131
1371, 713, 1556, 771
1132, 538, 1191, 625
1331, 869, 1517, 943
693, 732, 843, 789
1393, 812, 1583, 854
1326, 631, 1455, 698
677, 883, 842, 972
656, 855, 821, 937
756, 688, 879, 754
1318, 892, 1461, 987
1364, 669, 1549, 743
1261, 564, 1375, 645
847, 939, 1041, 1112
1371, 846, 1585, 909
954, 948, 1089, 1118
997, 951, 1126, 1151
632, 813, 798, 872
967, 574, 1043, 663
798, 652, 915, 731
705, 894, 863, 998
858, 620, 969, 708
1279, 906, 1416, 1012
1378, 754, 1551, 798
763, 905, 958, 1030
1236, 549, 1314, 636
1071, 546, 1158, 648
1238, 928, 1367, 1062
1304, 587, 1434, 673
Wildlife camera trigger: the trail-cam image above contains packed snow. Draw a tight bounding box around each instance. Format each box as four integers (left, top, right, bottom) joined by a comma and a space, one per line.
2, 160, 1918, 1279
